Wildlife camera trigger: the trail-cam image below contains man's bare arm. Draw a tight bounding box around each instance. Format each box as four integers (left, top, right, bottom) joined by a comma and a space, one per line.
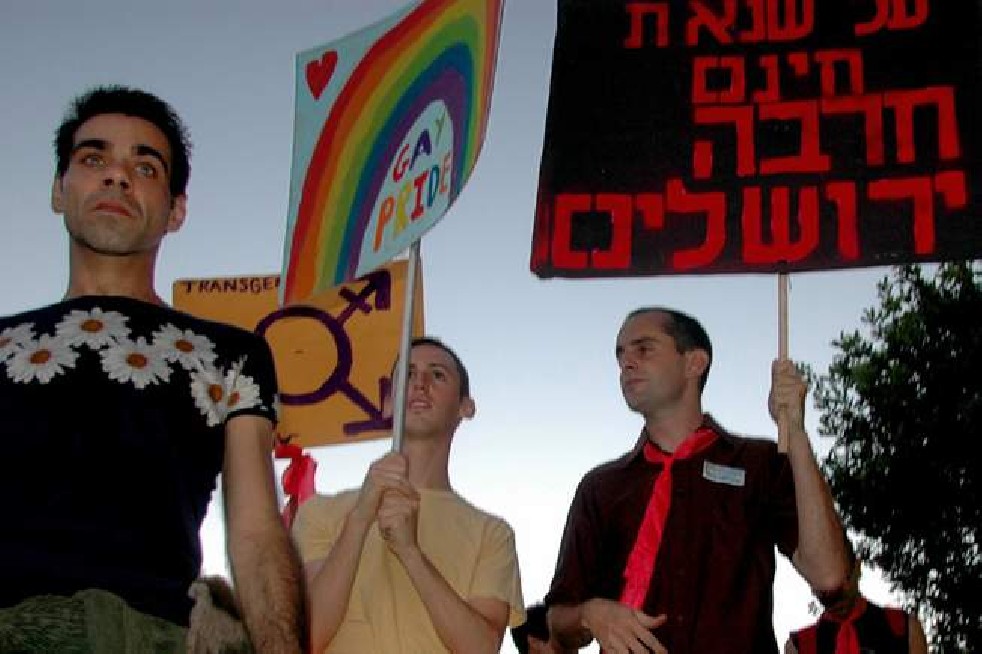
303, 514, 371, 651
909, 612, 929, 654
379, 491, 510, 653
303, 453, 415, 651
771, 360, 849, 592
224, 415, 305, 653
397, 546, 509, 653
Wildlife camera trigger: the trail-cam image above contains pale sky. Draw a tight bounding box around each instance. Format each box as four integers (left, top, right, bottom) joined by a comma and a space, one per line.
0, 1, 905, 651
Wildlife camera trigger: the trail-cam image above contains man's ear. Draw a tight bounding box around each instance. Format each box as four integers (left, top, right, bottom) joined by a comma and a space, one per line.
459, 396, 476, 420
685, 348, 710, 382
167, 194, 188, 233
51, 176, 65, 213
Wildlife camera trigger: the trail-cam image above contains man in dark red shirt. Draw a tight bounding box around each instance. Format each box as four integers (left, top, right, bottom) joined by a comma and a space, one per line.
546, 307, 848, 654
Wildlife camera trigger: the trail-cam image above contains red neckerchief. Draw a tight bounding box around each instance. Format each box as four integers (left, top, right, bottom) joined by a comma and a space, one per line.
823, 597, 868, 654
619, 427, 718, 608
274, 439, 317, 529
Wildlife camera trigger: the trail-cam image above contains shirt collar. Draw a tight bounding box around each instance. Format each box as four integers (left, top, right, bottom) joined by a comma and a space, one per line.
617, 414, 734, 469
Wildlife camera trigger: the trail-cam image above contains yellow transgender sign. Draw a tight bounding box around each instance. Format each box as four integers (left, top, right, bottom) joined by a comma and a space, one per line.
173, 259, 423, 448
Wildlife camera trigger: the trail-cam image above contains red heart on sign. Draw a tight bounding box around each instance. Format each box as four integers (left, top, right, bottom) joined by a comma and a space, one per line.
306, 50, 338, 100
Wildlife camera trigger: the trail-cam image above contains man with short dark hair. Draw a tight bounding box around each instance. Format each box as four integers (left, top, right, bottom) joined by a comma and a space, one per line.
0, 86, 304, 652
293, 337, 525, 653
547, 307, 849, 654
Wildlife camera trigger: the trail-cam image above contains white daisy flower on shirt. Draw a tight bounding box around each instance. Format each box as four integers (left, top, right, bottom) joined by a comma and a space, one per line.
6, 333, 78, 383
225, 361, 263, 415
0, 323, 35, 363
190, 363, 229, 427
56, 307, 129, 349
101, 336, 171, 389
153, 323, 218, 370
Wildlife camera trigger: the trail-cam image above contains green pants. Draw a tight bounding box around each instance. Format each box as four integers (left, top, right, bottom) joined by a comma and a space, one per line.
0, 589, 186, 654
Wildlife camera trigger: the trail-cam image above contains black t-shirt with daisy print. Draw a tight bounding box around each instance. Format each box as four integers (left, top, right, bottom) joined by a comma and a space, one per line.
0, 295, 278, 626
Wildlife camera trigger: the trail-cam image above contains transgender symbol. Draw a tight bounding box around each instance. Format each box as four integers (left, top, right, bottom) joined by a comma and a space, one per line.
255, 269, 394, 436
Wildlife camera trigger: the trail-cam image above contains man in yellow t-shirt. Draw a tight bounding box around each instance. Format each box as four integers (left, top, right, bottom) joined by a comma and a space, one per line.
293, 337, 525, 653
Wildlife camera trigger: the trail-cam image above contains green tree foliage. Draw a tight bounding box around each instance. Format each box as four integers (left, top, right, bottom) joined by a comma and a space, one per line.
813, 262, 981, 653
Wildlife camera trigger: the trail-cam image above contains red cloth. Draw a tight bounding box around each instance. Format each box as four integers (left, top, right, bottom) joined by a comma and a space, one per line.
824, 597, 868, 654
619, 427, 717, 608
793, 599, 908, 654
274, 440, 317, 529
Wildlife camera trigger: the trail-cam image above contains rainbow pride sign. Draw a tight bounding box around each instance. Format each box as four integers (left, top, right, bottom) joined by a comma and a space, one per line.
281, 0, 504, 304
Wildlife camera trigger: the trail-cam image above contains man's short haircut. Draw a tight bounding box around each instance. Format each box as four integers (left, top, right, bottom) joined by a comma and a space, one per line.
54, 85, 192, 197
412, 336, 470, 399
510, 602, 549, 654
626, 306, 713, 390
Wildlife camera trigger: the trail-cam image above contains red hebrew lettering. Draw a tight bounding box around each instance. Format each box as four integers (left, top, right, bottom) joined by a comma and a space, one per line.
767, 0, 815, 41
665, 179, 727, 270
934, 170, 968, 210
552, 194, 591, 269
758, 101, 832, 174
821, 95, 885, 166
753, 55, 782, 103
593, 194, 634, 269
740, 0, 767, 42
824, 182, 860, 259
693, 141, 714, 180
884, 87, 961, 164
888, 0, 929, 30
693, 105, 757, 178
856, 0, 930, 35
635, 193, 665, 230
624, 2, 670, 48
786, 52, 810, 76
686, 0, 737, 46
813, 49, 865, 96
693, 56, 746, 105
855, 0, 890, 36
735, 0, 814, 43
742, 186, 820, 263
867, 177, 936, 254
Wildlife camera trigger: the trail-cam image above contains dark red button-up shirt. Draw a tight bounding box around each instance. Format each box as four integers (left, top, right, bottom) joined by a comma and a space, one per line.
546, 416, 798, 654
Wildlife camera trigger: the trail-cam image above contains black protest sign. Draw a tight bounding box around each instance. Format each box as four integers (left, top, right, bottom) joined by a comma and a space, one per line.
531, 0, 982, 277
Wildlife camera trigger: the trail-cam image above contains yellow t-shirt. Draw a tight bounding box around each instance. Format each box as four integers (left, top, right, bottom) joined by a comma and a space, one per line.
293, 488, 525, 654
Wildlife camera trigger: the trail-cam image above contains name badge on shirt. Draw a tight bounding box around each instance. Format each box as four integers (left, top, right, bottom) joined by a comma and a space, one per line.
703, 461, 746, 487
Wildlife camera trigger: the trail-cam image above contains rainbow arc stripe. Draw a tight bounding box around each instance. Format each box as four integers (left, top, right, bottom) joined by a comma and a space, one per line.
283, 0, 503, 303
